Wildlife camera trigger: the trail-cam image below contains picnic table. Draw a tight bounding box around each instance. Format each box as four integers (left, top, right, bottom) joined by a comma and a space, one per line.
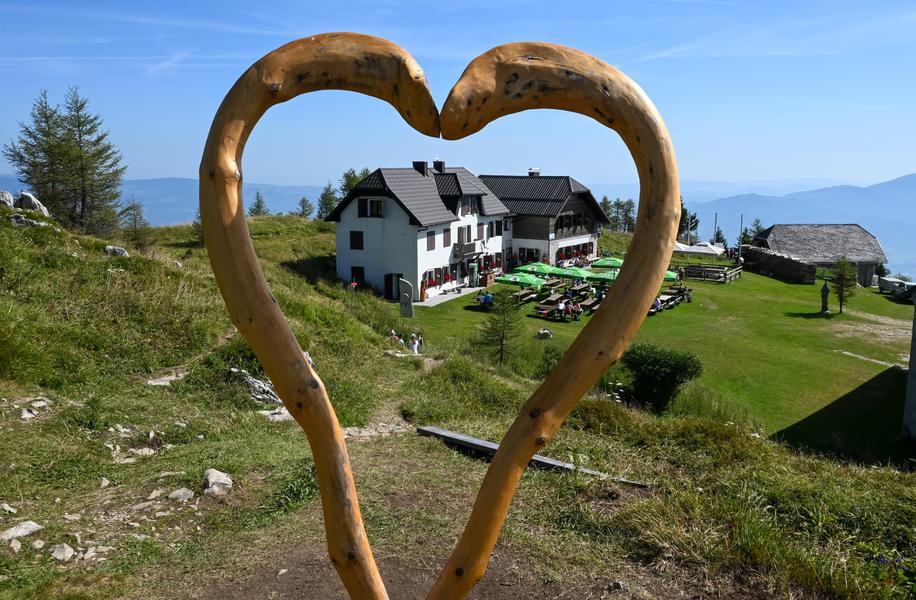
542, 294, 562, 305
579, 298, 600, 312
570, 283, 589, 296
542, 279, 563, 290
512, 289, 537, 302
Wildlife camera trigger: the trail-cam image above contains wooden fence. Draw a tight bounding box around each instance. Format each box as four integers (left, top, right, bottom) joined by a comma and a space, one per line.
670, 261, 743, 284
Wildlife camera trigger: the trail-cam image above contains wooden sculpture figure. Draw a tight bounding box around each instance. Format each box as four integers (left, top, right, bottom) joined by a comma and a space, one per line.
200, 32, 679, 600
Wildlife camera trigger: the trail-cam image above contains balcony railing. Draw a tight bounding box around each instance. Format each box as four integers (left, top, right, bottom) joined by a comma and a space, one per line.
452, 241, 478, 258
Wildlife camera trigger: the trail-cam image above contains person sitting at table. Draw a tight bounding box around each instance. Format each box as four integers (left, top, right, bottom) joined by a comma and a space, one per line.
596, 288, 605, 301
556, 299, 566, 320
484, 292, 493, 308
652, 296, 662, 312
565, 303, 574, 320
572, 302, 583, 321
563, 287, 573, 299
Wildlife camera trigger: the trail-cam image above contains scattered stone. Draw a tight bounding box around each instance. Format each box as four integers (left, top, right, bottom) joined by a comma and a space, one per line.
174, 421, 187, 428
129, 447, 156, 457
608, 581, 631, 593
82, 547, 97, 561
158, 471, 186, 479
146, 489, 162, 500
31, 539, 45, 550
0, 190, 13, 208
100, 477, 110, 489
19, 407, 39, 421
258, 407, 294, 422
277, 568, 288, 577
146, 370, 187, 386
95, 545, 115, 553
16, 192, 49, 216
9, 539, 21, 553
50, 543, 75, 562
0, 520, 43, 541
228, 367, 280, 404
154, 511, 171, 518
168, 488, 194, 502
202, 469, 233, 497
9, 213, 50, 228
104, 245, 129, 257
174, 260, 183, 268
130, 501, 155, 512
113, 456, 136, 465
0, 503, 16, 514
30, 397, 51, 409
63, 513, 81, 522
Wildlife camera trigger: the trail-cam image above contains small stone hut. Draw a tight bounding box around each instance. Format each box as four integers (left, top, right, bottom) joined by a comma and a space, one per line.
752, 224, 887, 287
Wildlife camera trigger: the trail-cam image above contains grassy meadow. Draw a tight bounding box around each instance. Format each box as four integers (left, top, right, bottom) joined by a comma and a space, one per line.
0, 211, 914, 599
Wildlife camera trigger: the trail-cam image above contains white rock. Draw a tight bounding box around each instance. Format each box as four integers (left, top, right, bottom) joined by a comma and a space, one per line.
258, 407, 294, 422
0, 520, 43, 541
9, 214, 48, 228
19, 407, 38, 421
31, 539, 45, 550
63, 513, 81, 522
82, 547, 97, 561
146, 489, 162, 500
50, 543, 75, 562
202, 469, 233, 497
30, 398, 51, 409
0, 190, 13, 208
129, 447, 155, 457
95, 545, 115, 553
146, 371, 186, 386
100, 477, 110, 488
130, 501, 155, 511
9, 539, 21, 553
158, 471, 185, 479
154, 511, 171, 518
174, 421, 187, 428
104, 245, 129, 257
228, 367, 281, 404
168, 488, 194, 502
277, 568, 288, 577
16, 192, 49, 217
0, 503, 16, 514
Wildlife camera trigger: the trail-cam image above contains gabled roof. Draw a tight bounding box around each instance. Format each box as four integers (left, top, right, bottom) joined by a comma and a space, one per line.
325, 165, 509, 226
478, 174, 609, 223
754, 224, 887, 264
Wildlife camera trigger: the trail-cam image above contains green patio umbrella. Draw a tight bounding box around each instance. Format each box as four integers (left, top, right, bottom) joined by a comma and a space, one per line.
555, 266, 592, 280
664, 270, 678, 282
514, 262, 562, 277
585, 270, 618, 284
592, 256, 624, 268
495, 273, 547, 288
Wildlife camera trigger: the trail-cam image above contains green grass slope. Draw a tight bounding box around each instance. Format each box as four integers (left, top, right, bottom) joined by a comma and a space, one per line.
0, 213, 913, 599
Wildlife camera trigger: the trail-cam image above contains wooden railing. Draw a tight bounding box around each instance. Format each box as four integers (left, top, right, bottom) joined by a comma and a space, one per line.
672, 263, 743, 283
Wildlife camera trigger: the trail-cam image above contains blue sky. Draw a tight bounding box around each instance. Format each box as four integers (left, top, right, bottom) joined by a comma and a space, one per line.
1, 0, 915, 187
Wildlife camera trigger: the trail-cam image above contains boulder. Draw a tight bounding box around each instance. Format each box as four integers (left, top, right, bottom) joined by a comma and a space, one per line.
228, 368, 280, 404
15, 192, 49, 217
202, 469, 233, 497
168, 487, 194, 502
0, 191, 13, 208
9, 214, 49, 228
105, 246, 129, 257
50, 543, 75, 562
0, 521, 43, 541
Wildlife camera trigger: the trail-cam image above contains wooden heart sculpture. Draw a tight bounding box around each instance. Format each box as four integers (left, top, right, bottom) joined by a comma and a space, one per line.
200, 32, 679, 600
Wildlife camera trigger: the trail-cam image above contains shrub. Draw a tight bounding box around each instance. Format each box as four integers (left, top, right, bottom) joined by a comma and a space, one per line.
620, 343, 702, 412
535, 344, 564, 379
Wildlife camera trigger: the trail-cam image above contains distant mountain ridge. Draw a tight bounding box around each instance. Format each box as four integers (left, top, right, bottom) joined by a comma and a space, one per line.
0, 175, 322, 226
1, 173, 912, 273
691, 174, 916, 275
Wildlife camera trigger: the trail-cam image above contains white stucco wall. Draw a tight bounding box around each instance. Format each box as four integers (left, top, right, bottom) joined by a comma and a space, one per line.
416, 213, 504, 300
334, 196, 417, 296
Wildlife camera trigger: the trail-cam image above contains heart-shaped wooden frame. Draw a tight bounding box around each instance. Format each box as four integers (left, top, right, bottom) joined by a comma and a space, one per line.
200, 32, 679, 600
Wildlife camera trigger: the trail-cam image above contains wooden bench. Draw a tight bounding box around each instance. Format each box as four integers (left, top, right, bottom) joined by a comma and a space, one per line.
579, 298, 600, 313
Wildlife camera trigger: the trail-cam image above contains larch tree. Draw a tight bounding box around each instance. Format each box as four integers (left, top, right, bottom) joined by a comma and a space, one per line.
60, 87, 126, 235
247, 190, 270, 216
316, 182, 339, 220
477, 288, 522, 366
293, 196, 314, 218
339, 167, 371, 197
2, 90, 70, 218
119, 199, 151, 249
831, 256, 858, 314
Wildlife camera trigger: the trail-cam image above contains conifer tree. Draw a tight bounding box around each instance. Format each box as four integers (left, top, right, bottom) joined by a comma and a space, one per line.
316, 182, 339, 220
247, 190, 270, 216
119, 199, 151, 249
293, 196, 314, 218
831, 257, 857, 314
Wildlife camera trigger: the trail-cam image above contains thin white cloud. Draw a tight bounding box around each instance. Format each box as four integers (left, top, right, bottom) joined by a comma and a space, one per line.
147, 50, 192, 75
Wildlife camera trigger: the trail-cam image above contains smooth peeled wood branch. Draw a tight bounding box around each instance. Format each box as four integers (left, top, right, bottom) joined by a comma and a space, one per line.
199, 33, 439, 600
428, 43, 680, 599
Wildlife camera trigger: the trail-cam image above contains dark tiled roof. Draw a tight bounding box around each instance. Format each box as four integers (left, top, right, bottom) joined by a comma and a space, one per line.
433, 173, 461, 197
441, 167, 509, 216
325, 168, 457, 226
755, 224, 887, 264
478, 175, 609, 223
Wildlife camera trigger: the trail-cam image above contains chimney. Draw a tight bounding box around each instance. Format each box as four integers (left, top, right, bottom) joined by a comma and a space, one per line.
412, 160, 428, 176
528, 168, 540, 176
433, 159, 445, 173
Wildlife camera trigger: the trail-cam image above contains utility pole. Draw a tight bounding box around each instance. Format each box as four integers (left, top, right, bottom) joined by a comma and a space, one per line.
713, 212, 718, 244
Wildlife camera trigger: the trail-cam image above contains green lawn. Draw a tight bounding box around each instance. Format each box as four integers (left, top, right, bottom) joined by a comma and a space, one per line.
405, 271, 913, 461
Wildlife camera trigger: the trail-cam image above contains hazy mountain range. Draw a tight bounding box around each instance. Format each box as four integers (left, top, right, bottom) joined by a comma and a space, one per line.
1, 174, 913, 274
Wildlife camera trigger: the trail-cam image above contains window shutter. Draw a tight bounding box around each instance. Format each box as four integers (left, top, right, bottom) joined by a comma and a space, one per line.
495, 221, 502, 236
477, 223, 484, 240
443, 229, 451, 246
357, 198, 368, 217
458, 227, 465, 244
427, 230, 436, 251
